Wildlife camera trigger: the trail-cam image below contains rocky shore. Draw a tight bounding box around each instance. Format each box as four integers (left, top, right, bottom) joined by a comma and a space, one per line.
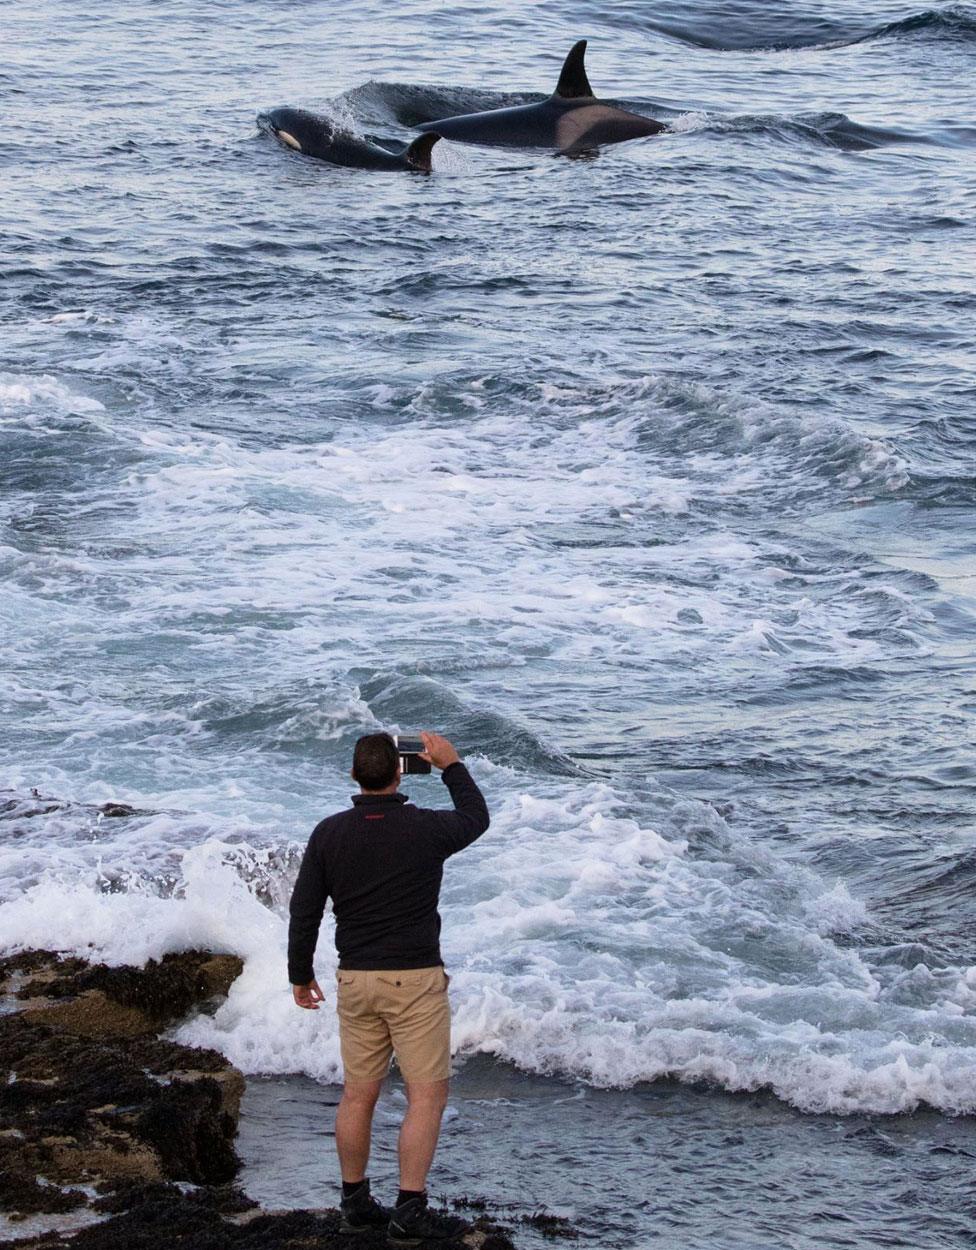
0, 949, 520, 1249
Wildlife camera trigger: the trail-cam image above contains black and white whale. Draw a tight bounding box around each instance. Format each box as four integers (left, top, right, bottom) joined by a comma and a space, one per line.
416, 41, 666, 153
258, 107, 440, 172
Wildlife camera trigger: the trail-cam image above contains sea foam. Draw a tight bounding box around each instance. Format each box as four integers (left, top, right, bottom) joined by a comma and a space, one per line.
2, 777, 975, 1117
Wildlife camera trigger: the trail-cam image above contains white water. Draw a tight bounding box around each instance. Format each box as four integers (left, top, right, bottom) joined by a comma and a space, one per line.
4, 767, 976, 1116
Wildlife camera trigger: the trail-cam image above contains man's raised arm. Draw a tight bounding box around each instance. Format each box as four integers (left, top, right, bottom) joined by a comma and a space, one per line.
419, 731, 490, 857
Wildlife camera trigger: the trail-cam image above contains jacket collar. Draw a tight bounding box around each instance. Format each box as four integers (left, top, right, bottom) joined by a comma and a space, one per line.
352, 792, 409, 806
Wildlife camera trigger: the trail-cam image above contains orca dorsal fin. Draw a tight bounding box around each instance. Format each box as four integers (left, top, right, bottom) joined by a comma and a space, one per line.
405, 132, 440, 172
554, 40, 593, 99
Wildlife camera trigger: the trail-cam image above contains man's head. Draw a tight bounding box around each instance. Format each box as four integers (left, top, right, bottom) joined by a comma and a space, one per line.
352, 732, 401, 793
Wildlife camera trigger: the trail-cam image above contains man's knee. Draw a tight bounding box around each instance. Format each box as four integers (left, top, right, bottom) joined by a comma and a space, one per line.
342, 1079, 383, 1109
405, 1078, 449, 1112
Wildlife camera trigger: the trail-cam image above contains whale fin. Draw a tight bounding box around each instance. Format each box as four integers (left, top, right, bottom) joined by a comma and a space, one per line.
405, 132, 440, 172
554, 40, 593, 99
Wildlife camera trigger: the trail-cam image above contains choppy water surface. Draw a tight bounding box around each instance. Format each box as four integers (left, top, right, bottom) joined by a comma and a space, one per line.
1, 2, 974, 1245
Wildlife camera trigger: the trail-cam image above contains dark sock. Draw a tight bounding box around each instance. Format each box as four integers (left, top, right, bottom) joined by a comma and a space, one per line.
342, 1179, 367, 1198
397, 1189, 425, 1209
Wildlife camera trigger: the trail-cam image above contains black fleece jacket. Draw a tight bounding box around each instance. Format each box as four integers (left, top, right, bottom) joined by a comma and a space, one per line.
287, 762, 490, 983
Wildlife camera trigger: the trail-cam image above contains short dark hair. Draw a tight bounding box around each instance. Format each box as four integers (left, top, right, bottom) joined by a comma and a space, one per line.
352, 733, 399, 791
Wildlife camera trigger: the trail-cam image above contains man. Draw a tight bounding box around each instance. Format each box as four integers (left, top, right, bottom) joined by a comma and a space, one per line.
288, 730, 490, 1244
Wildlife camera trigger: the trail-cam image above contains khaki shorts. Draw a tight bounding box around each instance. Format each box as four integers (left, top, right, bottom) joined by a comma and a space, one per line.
335, 966, 451, 1084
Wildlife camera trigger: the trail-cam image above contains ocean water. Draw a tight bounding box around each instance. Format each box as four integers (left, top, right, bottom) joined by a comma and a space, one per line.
1, 1, 975, 1245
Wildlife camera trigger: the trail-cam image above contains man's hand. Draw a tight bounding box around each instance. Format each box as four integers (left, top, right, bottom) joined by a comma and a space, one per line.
292, 980, 324, 1010
419, 732, 461, 771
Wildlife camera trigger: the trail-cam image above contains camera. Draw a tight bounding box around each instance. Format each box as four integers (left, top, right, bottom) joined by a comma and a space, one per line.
393, 735, 432, 775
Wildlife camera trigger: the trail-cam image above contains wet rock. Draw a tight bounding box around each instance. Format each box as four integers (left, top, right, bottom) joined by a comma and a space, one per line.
90, 1180, 257, 1217
19, 992, 154, 1040
5, 949, 243, 1039
0, 1190, 516, 1248
0, 950, 245, 1221
0, 1013, 240, 1204
0, 1167, 87, 1220
0, 790, 151, 826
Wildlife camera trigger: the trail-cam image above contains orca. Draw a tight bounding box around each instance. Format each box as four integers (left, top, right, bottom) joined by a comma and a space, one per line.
416, 41, 666, 153
258, 107, 440, 172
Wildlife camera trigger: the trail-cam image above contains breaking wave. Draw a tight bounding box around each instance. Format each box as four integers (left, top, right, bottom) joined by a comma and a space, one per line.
2, 805, 976, 1117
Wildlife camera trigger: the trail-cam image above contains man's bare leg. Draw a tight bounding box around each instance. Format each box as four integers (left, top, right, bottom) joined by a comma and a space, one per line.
336, 1078, 383, 1183
398, 1078, 449, 1192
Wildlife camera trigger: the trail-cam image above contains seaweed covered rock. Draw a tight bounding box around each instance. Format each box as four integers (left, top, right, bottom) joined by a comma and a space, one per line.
0, 1014, 241, 1202
0, 1188, 517, 1249
2, 949, 243, 1039
0, 950, 245, 1221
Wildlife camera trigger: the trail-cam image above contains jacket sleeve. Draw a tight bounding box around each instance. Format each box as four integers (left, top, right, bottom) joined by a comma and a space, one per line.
287, 829, 330, 985
422, 762, 491, 859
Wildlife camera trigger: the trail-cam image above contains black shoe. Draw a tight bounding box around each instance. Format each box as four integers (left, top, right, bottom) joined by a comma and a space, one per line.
387, 1195, 468, 1246
340, 1180, 391, 1234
